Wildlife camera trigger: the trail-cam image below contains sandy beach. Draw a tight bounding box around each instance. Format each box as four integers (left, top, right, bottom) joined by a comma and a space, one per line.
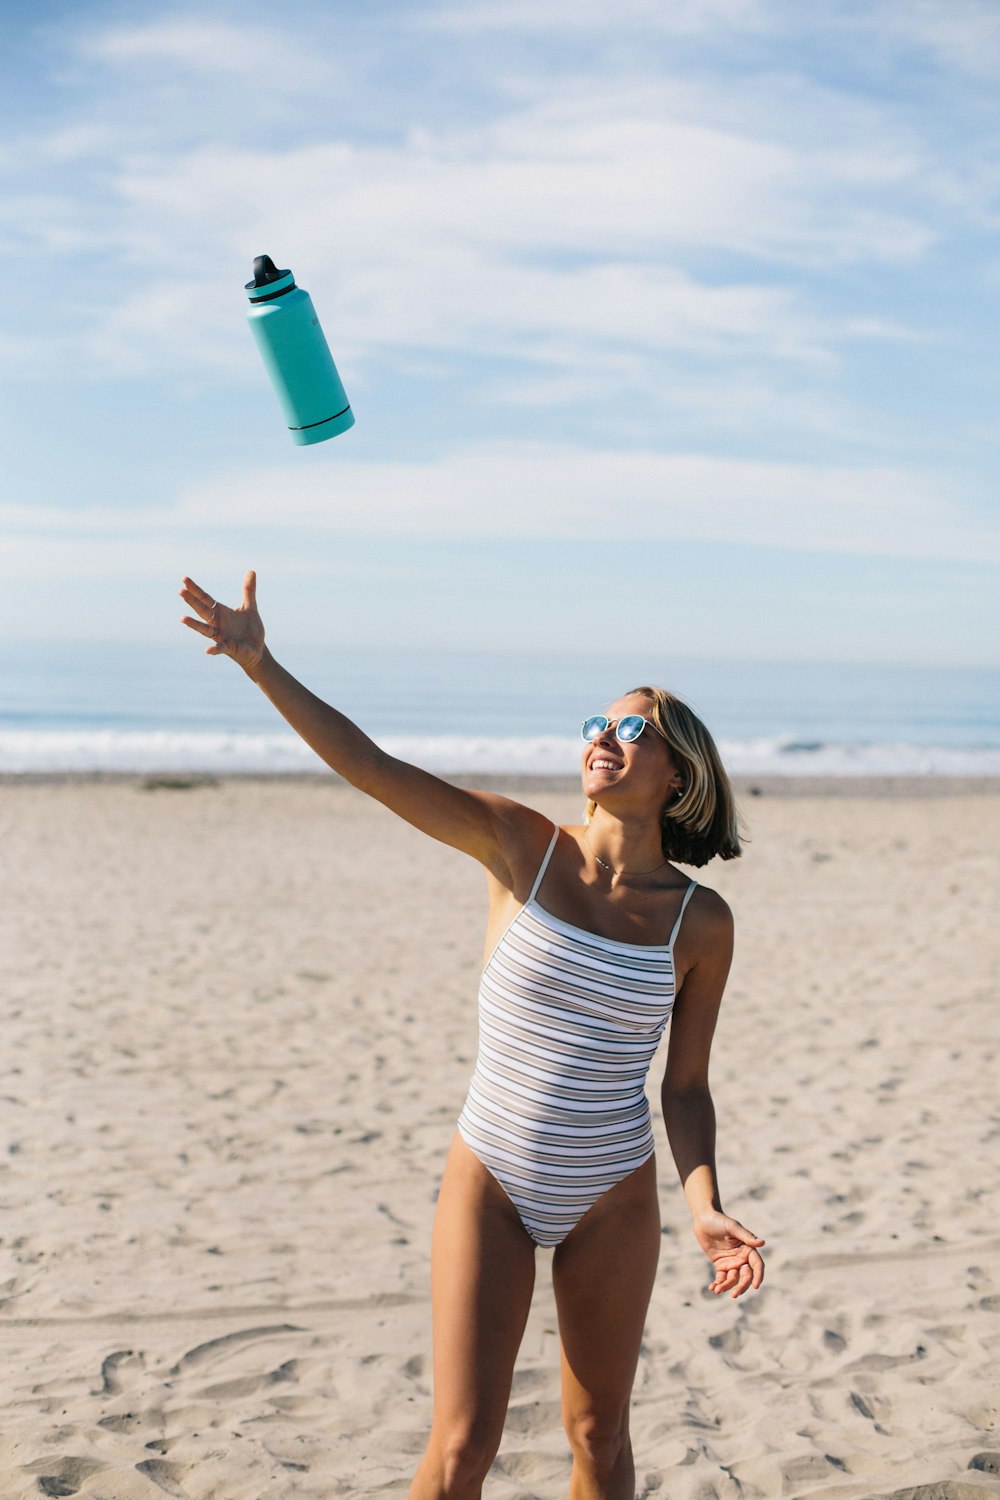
1, 776, 997, 1500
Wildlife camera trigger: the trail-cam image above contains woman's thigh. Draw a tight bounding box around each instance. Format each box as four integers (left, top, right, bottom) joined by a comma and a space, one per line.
426, 1132, 537, 1441
551, 1154, 661, 1423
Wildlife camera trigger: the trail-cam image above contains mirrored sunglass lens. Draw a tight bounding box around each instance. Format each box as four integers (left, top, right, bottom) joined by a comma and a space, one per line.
616, 715, 645, 742
582, 716, 609, 741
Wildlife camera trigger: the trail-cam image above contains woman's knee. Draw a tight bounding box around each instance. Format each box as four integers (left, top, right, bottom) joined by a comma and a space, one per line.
564, 1405, 631, 1474
434, 1421, 502, 1493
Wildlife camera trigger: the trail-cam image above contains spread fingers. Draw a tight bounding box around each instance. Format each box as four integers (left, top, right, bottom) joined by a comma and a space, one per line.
179, 578, 217, 621
181, 614, 218, 639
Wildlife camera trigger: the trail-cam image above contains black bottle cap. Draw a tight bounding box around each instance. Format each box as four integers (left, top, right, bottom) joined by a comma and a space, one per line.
251, 254, 292, 286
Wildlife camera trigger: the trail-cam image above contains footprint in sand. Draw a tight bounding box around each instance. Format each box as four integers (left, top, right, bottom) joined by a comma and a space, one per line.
135, 1458, 191, 1497
97, 1410, 150, 1434
708, 1325, 745, 1357
167, 1322, 303, 1378
882, 1481, 1000, 1500
22, 1456, 108, 1496
729, 1451, 850, 1493
199, 1356, 302, 1400
97, 1347, 145, 1395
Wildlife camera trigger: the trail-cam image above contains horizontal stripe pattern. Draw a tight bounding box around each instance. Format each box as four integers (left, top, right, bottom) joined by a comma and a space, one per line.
458, 878, 694, 1247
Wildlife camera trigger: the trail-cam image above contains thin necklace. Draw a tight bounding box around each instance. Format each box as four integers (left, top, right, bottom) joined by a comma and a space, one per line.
584, 829, 668, 879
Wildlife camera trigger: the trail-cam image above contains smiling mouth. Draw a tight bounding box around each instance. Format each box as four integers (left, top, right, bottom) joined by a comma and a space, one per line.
589, 757, 622, 773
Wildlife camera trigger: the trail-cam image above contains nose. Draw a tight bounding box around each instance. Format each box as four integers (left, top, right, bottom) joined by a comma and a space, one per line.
590, 723, 622, 754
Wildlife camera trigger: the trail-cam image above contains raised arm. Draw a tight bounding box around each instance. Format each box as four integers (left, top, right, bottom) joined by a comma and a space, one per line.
661, 892, 766, 1297
179, 571, 534, 877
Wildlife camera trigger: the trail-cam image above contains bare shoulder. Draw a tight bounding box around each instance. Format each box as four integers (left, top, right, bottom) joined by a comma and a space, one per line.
688, 883, 733, 931
677, 882, 734, 970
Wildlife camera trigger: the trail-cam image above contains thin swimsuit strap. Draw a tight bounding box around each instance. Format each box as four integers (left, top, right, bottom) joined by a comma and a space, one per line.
481, 824, 561, 972
526, 824, 560, 905
668, 876, 698, 949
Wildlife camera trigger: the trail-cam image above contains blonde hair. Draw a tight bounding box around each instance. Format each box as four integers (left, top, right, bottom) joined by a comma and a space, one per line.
585, 685, 743, 867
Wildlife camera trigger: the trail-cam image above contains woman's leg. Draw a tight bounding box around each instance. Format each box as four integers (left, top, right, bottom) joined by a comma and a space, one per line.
409, 1133, 537, 1500
551, 1155, 661, 1500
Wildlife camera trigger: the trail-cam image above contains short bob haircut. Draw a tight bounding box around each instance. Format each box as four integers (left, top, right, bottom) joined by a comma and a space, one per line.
585, 685, 743, 868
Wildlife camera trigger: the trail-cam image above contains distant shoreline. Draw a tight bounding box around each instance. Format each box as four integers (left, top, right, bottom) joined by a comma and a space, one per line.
2, 771, 1000, 798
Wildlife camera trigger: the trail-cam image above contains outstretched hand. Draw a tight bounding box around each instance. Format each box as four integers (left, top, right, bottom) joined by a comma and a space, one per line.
180, 571, 266, 674
693, 1209, 766, 1298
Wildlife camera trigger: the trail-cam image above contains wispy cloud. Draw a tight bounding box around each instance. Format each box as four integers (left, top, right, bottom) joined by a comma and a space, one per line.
872, 0, 1000, 79
428, 0, 1000, 82
2, 444, 992, 567
0, 67, 938, 416
78, 17, 335, 86
174, 445, 997, 563
3, 2, 968, 433
424, 0, 774, 34
18, 80, 925, 398
103, 105, 931, 273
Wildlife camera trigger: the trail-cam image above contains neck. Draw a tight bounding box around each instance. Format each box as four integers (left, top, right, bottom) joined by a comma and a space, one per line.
586, 806, 666, 881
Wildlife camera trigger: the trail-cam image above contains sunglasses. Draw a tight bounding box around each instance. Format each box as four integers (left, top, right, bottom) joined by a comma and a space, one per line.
581, 714, 665, 745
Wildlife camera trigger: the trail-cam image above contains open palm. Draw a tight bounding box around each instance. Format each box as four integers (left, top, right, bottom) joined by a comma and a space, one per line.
693, 1209, 766, 1298
179, 571, 266, 674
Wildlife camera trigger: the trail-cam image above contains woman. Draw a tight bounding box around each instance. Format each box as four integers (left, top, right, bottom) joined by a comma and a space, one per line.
180, 570, 766, 1500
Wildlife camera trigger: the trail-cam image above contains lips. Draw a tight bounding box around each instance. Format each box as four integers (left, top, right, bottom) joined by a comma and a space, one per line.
589, 756, 622, 773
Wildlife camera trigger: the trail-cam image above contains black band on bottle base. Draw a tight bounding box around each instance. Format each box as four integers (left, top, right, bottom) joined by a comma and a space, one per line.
289, 405, 352, 432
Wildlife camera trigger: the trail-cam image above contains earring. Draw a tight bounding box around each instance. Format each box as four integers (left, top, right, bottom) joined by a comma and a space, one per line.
663, 786, 684, 822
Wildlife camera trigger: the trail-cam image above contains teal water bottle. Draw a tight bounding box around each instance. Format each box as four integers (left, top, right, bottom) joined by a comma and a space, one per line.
245, 254, 355, 445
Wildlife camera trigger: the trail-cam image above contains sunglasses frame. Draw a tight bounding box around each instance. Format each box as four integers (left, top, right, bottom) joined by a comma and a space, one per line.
581, 713, 666, 745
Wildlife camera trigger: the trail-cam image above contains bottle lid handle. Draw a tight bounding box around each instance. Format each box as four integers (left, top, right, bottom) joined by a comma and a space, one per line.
252, 254, 290, 286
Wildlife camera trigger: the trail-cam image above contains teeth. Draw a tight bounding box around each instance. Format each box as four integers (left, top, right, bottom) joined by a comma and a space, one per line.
591, 759, 619, 771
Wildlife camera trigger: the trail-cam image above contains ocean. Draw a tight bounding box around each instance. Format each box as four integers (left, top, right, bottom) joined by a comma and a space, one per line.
1, 642, 998, 777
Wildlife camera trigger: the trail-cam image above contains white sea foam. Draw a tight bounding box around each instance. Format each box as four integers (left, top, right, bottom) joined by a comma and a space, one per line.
1, 730, 999, 777
0, 731, 321, 775
716, 737, 1000, 777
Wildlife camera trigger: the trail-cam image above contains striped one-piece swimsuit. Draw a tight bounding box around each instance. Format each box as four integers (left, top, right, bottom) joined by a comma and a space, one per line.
457, 823, 697, 1247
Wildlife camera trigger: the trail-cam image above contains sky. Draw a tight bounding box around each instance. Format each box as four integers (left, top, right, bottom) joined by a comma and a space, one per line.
0, 0, 998, 664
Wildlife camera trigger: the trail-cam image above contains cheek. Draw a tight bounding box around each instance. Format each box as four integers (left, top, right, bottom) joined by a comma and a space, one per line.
644, 751, 678, 793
